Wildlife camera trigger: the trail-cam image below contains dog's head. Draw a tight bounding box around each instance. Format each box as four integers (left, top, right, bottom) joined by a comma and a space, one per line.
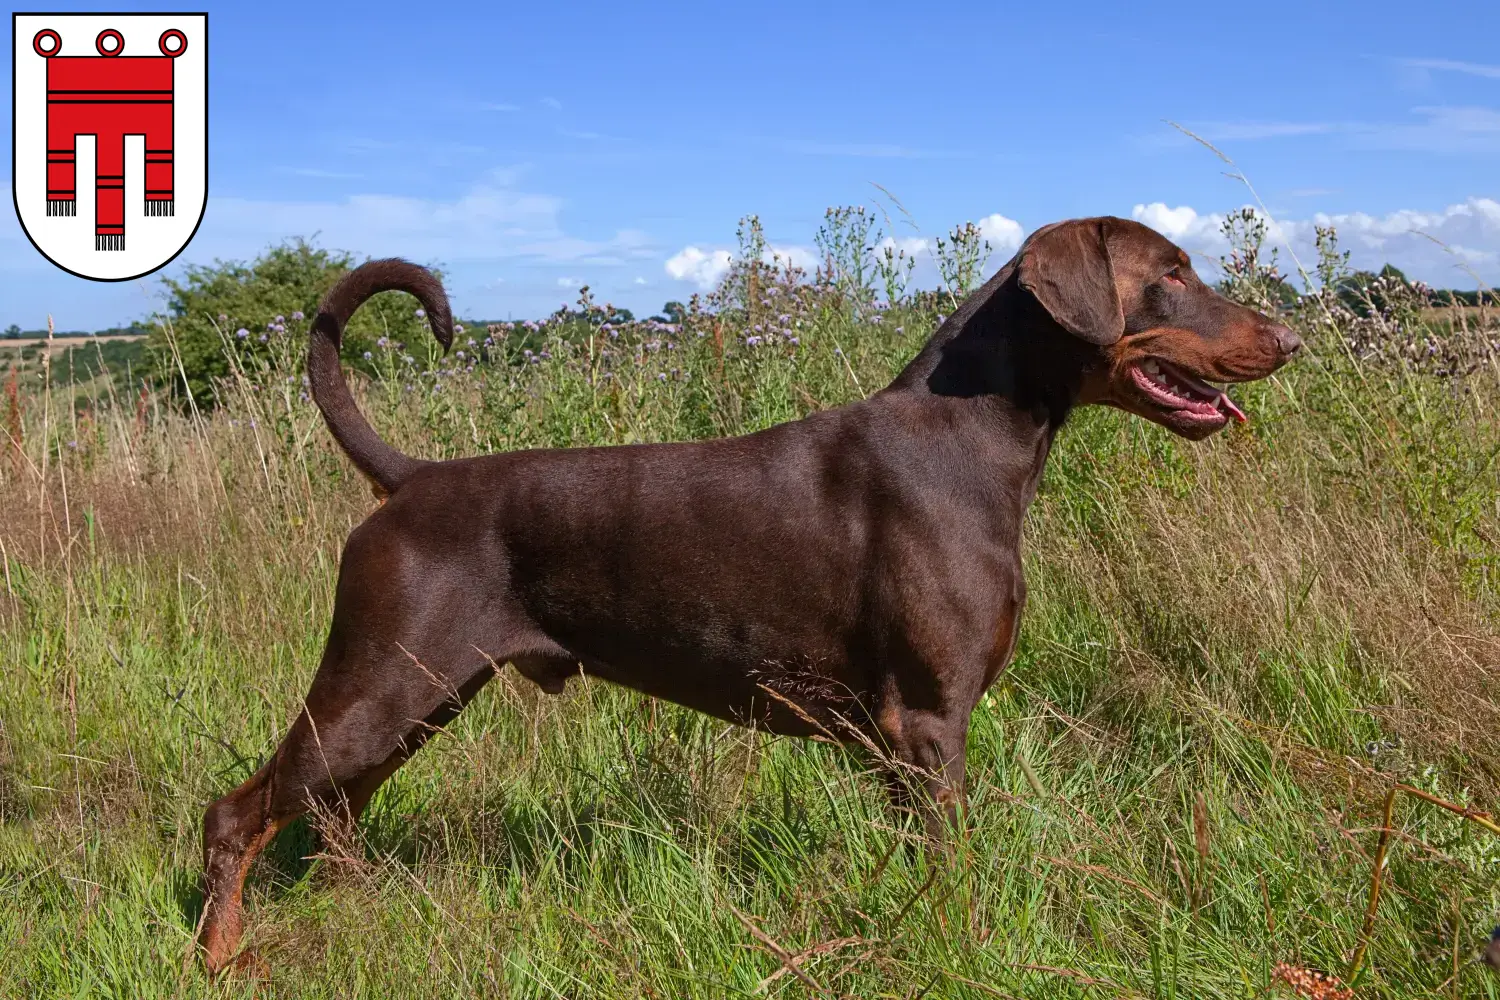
1016, 216, 1300, 439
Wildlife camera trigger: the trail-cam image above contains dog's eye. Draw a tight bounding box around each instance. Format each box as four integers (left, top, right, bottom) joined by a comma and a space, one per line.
1162, 268, 1186, 288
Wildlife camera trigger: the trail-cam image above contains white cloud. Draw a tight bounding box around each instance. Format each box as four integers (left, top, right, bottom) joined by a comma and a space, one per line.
1400, 57, 1500, 80
876, 236, 930, 259
1131, 203, 1219, 244
633, 276, 647, 285
977, 213, 1024, 253
764, 243, 820, 272
665, 246, 734, 289
1131, 198, 1500, 285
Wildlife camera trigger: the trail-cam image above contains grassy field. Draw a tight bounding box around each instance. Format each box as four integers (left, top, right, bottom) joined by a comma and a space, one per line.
1, 219, 1498, 998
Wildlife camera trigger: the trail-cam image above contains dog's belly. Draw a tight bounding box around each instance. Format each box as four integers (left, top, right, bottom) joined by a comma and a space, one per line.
563, 631, 869, 739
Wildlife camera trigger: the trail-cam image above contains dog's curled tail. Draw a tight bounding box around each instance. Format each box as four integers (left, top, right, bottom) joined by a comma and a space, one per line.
307, 259, 454, 495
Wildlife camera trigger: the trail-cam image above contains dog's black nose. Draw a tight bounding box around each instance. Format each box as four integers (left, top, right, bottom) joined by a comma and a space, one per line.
1269, 324, 1301, 358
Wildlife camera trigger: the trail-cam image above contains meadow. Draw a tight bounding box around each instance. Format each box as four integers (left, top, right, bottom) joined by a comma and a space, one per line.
0, 209, 1498, 998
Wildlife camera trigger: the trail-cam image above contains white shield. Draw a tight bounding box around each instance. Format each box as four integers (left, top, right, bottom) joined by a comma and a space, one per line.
12, 13, 207, 281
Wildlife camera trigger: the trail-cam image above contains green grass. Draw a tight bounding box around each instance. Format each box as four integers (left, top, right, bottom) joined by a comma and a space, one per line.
1, 230, 1498, 998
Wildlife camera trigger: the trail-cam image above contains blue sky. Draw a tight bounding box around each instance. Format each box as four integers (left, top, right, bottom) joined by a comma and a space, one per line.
4, 0, 1499, 330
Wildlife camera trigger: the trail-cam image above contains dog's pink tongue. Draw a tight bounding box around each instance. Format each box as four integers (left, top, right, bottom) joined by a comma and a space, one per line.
1217, 392, 1247, 423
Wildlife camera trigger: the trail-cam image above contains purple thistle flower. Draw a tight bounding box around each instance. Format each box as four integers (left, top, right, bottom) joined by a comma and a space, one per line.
363, 351, 373, 360
274, 315, 285, 324
236, 328, 249, 339
291, 311, 304, 321
455, 350, 465, 360
377, 336, 390, 348
415, 308, 427, 319
258, 334, 268, 343
656, 372, 668, 382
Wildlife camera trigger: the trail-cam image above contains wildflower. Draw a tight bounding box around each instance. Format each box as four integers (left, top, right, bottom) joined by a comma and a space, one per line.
363, 351, 373, 360
404, 384, 414, 392
249, 419, 257, 428
455, 350, 466, 360
895, 326, 904, 335
258, 334, 268, 343
1270, 963, 1353, 1000
871, 315, 882, 324
745, 335, 763, 347
455, 324, 465, 334
539, 350, 552, 360
236, 328, 249, 339
291, 310, 304, 321
466, 338, 476, 347
656, 372, 667, 382
274, 315, 285, 324
415, 308, 427, 319
402, 355, 415, 364
67, 439, 77, 449
299, 391, 309, 402
778, 314, 790, 324
788, 336, 800, 346
833, 346, 843, 356
377, 336, 390, 348
218, 313, 228, 323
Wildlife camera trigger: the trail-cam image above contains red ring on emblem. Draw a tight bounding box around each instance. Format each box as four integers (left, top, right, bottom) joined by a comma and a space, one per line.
95, 29, 124, 56
158, 29, 187, 57
33, 29, 61, 58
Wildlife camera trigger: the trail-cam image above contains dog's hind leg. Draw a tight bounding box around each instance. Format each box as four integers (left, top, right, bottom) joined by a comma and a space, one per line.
197, 640, 496, 973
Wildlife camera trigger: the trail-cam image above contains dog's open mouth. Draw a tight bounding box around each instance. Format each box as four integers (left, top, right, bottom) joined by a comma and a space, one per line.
1127, 358, 1246, 428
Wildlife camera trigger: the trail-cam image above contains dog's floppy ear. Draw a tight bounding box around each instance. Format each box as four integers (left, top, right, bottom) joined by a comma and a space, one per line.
1016, 219, 1124, 345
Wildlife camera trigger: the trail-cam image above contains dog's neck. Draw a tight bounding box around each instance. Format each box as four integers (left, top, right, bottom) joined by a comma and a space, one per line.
885, 263, 1095, 432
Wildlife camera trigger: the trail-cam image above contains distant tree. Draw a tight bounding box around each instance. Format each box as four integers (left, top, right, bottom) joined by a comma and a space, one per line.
2, 324, 19, 340
151, 239, 439, 408
653, 300, 687, 325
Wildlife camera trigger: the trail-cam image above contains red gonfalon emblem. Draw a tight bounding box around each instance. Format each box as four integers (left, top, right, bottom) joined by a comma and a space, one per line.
34, 26, 187, 251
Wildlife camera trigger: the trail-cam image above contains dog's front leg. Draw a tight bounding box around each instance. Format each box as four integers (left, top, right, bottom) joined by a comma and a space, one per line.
873, 701, 971, 837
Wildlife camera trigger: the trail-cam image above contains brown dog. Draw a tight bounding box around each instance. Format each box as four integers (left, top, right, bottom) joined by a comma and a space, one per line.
197, 216, 1299, 971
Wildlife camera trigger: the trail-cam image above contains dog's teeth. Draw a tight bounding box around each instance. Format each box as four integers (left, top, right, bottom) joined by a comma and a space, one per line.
1143, 360, 1161, 374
